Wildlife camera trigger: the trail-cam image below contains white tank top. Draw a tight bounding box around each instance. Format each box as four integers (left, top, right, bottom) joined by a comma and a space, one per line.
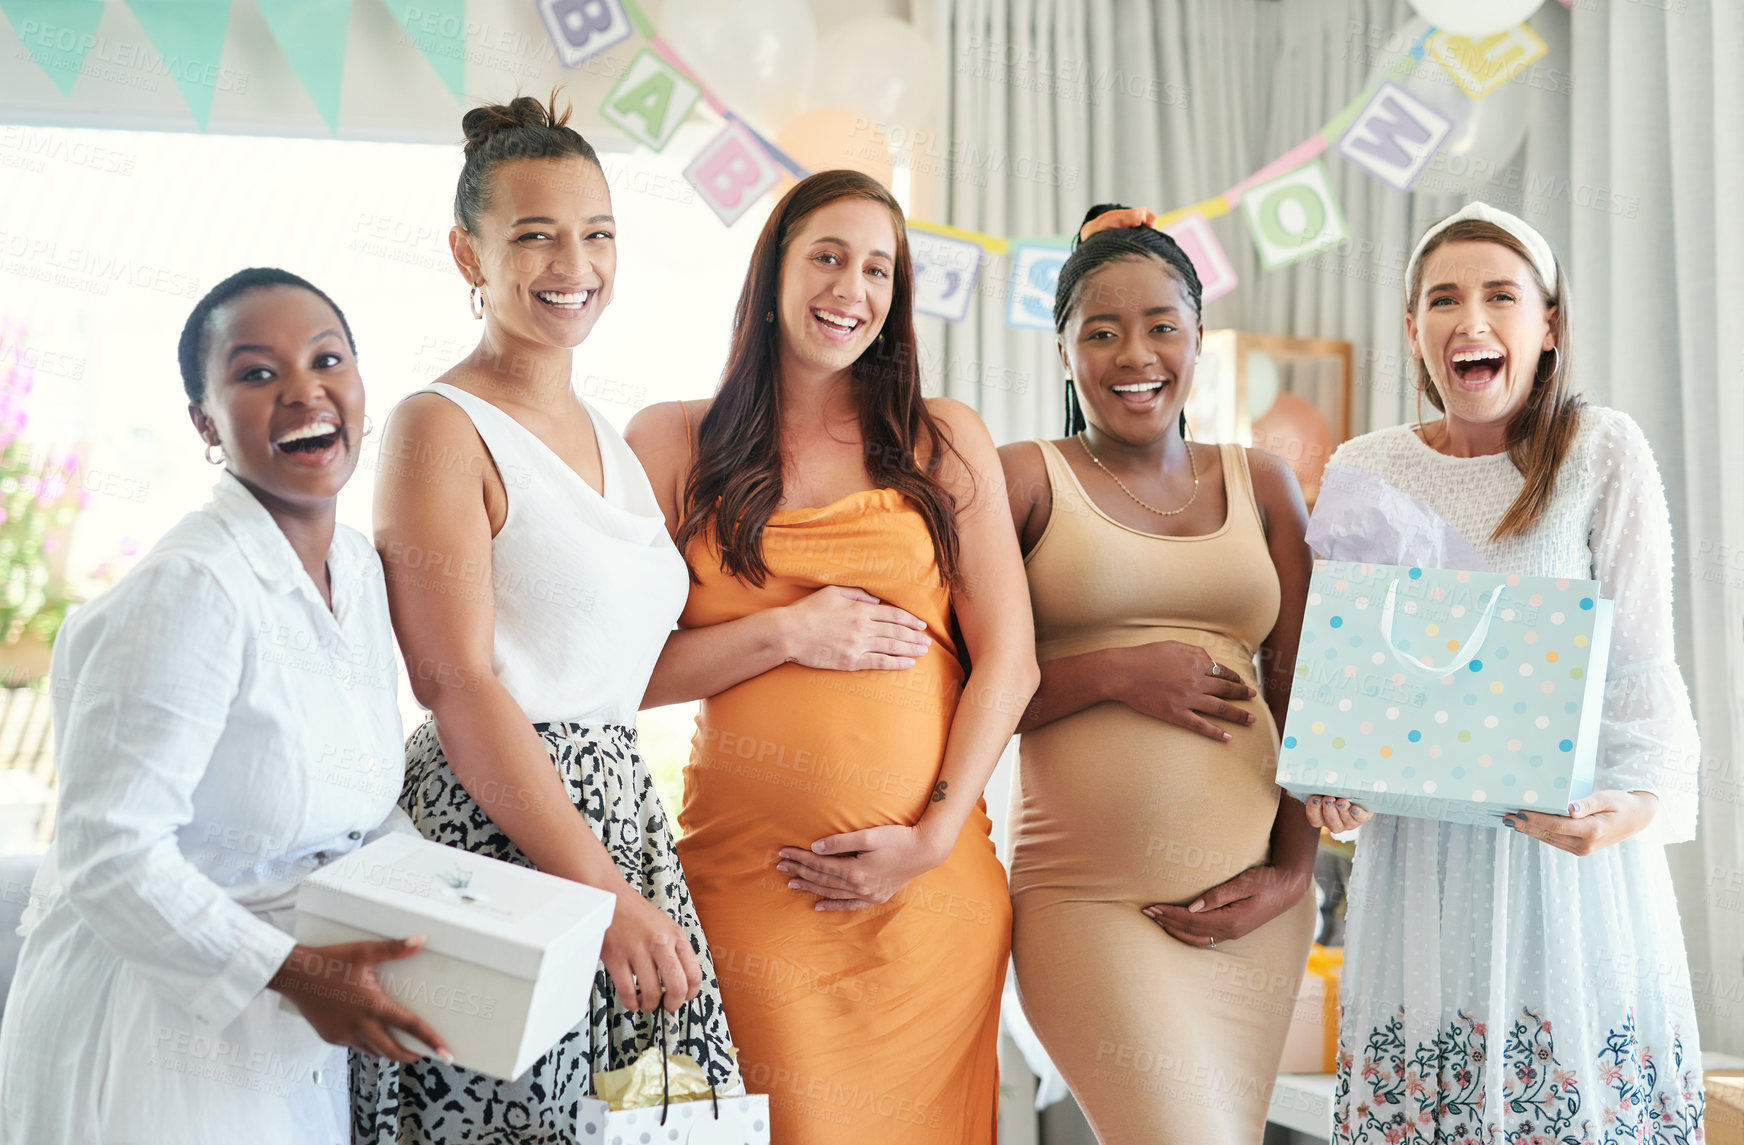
419, 383, 688, 725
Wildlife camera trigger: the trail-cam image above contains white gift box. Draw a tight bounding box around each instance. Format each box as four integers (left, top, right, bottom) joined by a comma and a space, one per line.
290, 833, 614, 1080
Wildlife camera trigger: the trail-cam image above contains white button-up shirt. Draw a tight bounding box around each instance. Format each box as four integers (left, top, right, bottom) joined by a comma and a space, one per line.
0, 472, 406, 1145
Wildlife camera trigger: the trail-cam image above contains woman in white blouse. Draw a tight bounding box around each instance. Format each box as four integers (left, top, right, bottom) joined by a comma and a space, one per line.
0, 268, 450, 1145
1307, 203, 1706, 1142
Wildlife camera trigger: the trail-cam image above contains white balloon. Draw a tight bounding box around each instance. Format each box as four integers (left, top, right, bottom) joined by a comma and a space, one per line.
1246, 350, 1280, 421
1407, 0, 1545, 38
809, 0, 902, 28
659, 0, 819, 134
808, 18, 939, 139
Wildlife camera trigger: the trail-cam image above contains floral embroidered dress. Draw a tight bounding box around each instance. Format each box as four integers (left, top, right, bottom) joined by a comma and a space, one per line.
1306, 406, 1705, 1145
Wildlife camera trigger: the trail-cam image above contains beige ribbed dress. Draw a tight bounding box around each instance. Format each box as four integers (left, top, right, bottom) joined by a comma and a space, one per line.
1009, 439, 1317, 1144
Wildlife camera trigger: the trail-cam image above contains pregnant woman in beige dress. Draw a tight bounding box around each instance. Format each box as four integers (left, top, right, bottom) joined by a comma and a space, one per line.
1000, 205, 1319, 1143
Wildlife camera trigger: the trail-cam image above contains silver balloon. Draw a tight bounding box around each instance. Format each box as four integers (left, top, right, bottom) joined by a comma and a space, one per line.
1368, 18, 1529, 196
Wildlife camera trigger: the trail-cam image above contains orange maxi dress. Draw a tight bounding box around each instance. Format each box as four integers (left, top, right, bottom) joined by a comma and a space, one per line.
675, 488, 1011, 1144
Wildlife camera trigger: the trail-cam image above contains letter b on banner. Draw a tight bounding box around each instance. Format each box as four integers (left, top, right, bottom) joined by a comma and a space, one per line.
1241, 161, 1348, 270
684, 121, 782, 225
538, 0, 632, 69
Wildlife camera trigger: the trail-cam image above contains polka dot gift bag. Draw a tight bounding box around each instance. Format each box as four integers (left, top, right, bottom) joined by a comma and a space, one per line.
1274, 560, 1614, 824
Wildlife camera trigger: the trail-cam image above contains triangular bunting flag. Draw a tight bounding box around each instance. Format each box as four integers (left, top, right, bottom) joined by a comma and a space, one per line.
378, 0, 464, 101
0, 0, 108, 95
126, 0, 236, 129
253, 0, 352, 134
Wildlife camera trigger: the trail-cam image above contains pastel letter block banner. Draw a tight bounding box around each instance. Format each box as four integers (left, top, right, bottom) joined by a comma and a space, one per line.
1275, 560, 1614, 826
1006, 243, 1069, 331
1336, 81, 1454, 192
909, 228, 984, 323
1161, 212, 1237, 304
1241, 160, 1348, 271
684, 120, 781, 226
1426, 24, 1548, 99
600, 49, 700, 151
538, 0, 632, 70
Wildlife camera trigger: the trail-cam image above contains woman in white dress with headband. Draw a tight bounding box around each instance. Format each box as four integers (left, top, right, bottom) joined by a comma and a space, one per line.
1307, 202, 1706, 1143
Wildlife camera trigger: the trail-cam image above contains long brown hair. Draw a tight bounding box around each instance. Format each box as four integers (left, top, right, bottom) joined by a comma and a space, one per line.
676, 170, 966, 589
1406, 218, 1583, 541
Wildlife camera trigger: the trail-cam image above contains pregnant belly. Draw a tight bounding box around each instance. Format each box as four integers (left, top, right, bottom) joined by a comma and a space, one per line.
678, 658, 960, 877
1009, 700, 1283, 905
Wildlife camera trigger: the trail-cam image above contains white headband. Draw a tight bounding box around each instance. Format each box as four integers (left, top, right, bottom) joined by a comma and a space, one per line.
1405, 201, 1559, 299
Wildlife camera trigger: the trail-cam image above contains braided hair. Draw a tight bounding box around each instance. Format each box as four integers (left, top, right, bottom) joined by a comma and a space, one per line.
1054, 203, 1204, 437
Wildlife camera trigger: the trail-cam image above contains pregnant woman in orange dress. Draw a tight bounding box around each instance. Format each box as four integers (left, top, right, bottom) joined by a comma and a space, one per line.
627, 170, 1037, 1144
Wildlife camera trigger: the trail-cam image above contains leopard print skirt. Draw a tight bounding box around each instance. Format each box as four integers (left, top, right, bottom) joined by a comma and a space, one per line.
351, 720, 739, 1144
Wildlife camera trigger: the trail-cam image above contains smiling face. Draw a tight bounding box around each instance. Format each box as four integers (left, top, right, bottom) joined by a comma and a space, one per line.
774, 197, 898, 382
1407, 239, 1558, 429
189, 285, 364, 510
1059, 256, 1201, 443
452, 155, 615, 349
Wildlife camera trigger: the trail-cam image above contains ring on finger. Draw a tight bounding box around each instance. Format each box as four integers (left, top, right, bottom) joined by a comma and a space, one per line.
1209, 664, 1221, 678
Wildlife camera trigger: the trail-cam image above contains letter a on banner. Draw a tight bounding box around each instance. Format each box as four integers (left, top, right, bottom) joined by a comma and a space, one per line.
537, 0, 632, 70
684, 120, 781, 225
600, 50, 700, 151
1336, 81, 1453, 192
1160, 213, 1237, 303
1241, 161, 1348, 271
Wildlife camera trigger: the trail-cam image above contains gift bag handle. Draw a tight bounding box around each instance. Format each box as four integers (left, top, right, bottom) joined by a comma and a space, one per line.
1378, 580, 1504, 675
645, 995, 722, 1126
587, 987, 723, 1123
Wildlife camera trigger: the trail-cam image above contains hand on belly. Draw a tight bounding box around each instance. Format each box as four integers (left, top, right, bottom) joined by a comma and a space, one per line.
1142, 864, 1312, 948
775, 821, 952, 912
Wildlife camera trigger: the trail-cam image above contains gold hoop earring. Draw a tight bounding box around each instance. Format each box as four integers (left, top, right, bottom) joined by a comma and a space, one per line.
204, 443, 225, 466
470, 284, 484, 320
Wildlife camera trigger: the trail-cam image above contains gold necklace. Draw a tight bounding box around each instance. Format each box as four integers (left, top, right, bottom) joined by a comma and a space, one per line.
1076, 431, 1200, 517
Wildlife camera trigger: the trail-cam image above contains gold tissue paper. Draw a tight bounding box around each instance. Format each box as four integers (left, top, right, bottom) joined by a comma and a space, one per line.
593, 1047, 716, 1111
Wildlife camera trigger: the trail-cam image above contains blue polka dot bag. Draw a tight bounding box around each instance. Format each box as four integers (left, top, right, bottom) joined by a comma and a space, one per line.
1275, 560, 1614, 825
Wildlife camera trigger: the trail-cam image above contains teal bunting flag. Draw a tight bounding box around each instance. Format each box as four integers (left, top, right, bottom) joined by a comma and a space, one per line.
253, 0, 353, 133
0, 0, 108, 95
378, 0, 464, 101
126, 0, 236, 129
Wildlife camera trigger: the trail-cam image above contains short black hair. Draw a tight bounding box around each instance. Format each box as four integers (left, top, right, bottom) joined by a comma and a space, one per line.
177, 267, 356, 403
1055, 203, 1204, 436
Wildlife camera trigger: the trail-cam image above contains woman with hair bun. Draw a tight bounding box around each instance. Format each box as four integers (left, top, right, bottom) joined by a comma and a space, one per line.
998, 204, 1319, 1143
351, 94, 737, 1143
0, 268, 451, 1144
